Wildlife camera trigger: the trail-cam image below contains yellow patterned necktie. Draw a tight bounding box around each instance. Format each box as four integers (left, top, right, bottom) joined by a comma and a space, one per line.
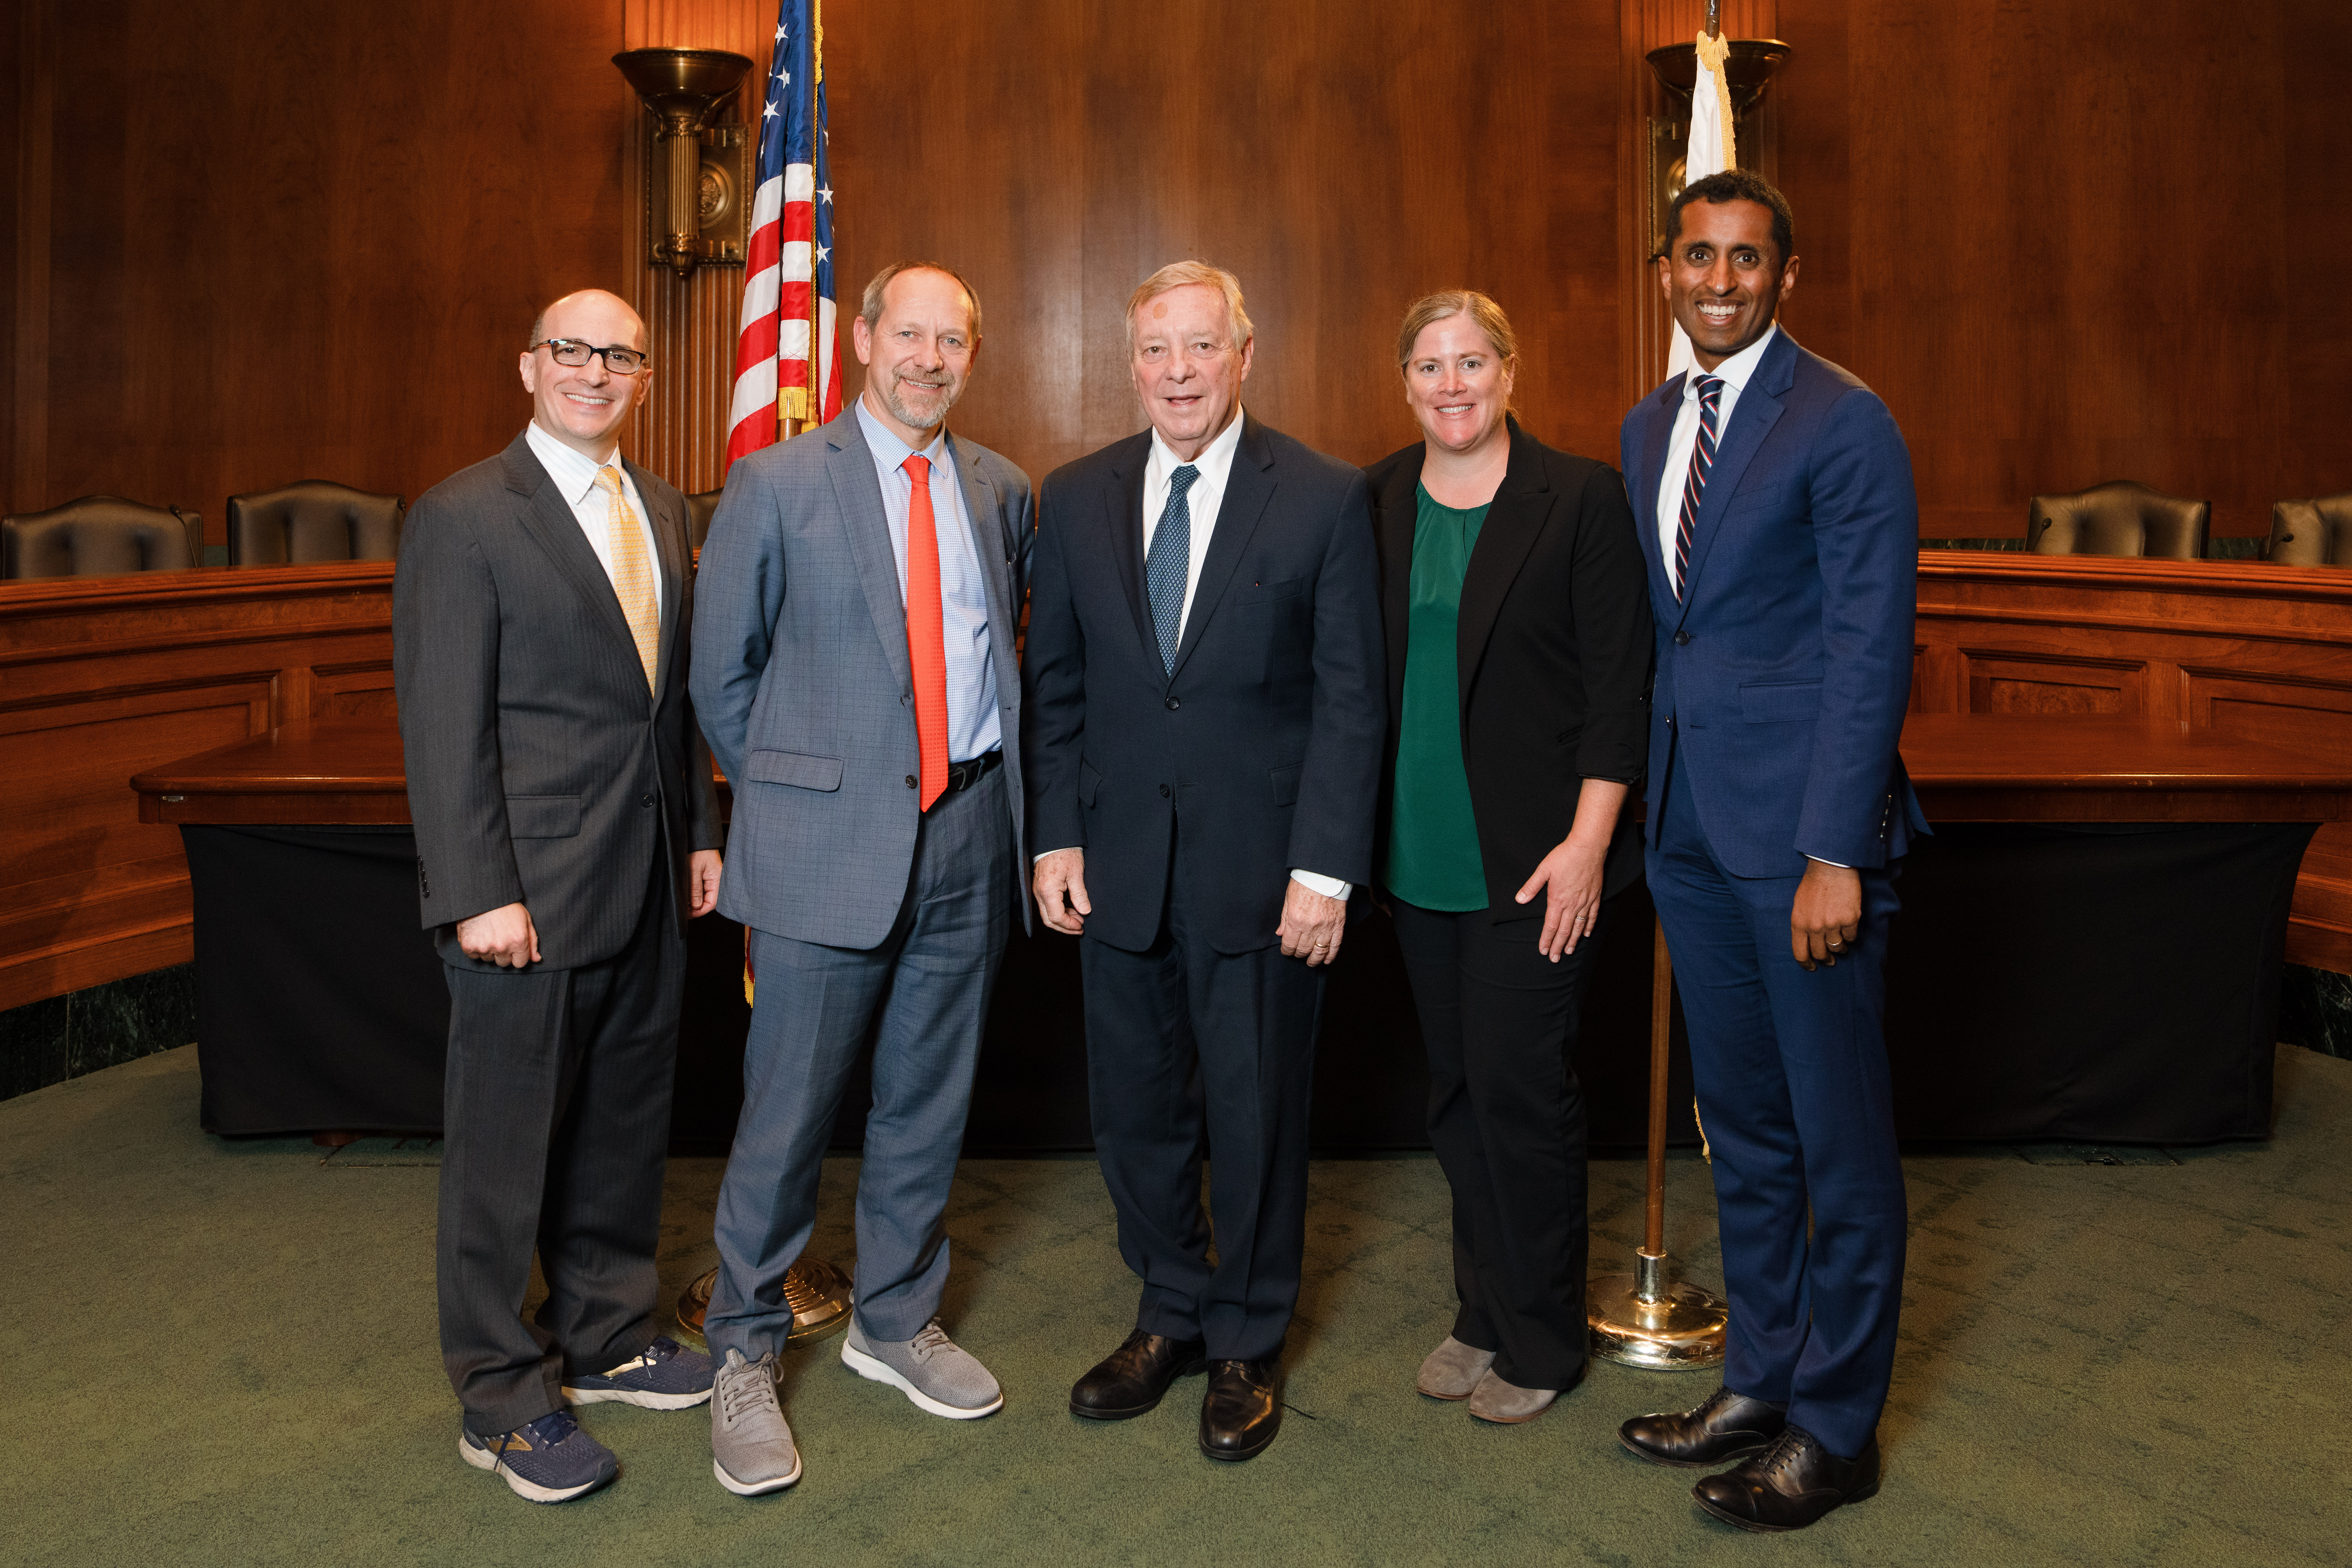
594, 464, 660, 692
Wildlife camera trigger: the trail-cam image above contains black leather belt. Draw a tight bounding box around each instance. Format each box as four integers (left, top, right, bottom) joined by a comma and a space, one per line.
944, 749, 1003, 793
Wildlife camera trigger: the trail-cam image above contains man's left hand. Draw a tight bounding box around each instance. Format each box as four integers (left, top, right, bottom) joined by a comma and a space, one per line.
688, 850, 724, 917
1791, 859, 1861, 969
1278, 880, 1348, 967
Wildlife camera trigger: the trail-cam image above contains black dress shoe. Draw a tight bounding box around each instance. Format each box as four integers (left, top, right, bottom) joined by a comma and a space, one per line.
1198, 1357, 1283, 1462
1618, 1385, 1788, 1468
1693, 1425, 1880, 1533
1069, 1328, 1209, 1420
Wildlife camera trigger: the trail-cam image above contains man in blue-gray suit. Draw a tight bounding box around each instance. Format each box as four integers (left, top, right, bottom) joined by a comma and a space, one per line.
690, 262, 1032, 1496
1613, 171, 1928, 1533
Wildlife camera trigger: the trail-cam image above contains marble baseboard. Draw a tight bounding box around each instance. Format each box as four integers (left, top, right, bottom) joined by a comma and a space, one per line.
2279, 963, 2352, 1060
0, 966, 197, 1102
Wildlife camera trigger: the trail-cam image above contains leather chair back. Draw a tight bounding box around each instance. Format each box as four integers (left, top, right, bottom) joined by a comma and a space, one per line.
2028, 480, 2209, 560
0, 495, 201, 579
2266, 495, 2352, 566
226, 480, 405, 566
686, 489, 722, 551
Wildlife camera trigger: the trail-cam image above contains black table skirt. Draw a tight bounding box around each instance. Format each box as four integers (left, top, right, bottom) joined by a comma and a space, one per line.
184, 821, 2310, 1149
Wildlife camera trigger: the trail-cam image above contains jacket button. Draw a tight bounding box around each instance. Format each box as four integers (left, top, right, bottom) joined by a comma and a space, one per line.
640, 792, 656, 807
906, 774, 918, 788
901, 693, 910, 706
1674, 631, 1691, 645
1159, 784, 1171, 798
1165, 696, 1180, 711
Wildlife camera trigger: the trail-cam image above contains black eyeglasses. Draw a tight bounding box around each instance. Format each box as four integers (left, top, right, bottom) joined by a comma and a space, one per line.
532, 338, 652, 375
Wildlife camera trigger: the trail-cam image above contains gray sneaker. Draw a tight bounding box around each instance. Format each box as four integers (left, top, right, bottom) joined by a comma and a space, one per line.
841, 1317, 1003, 1418
711, 1348, 801, 1496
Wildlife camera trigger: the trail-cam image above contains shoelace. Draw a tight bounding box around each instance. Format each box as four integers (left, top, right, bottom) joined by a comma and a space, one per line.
491, 1409, 581, 1471
1747, 1425, 1808, 1481
908, 1321, 953, 1360
718, 1356, 780, 1425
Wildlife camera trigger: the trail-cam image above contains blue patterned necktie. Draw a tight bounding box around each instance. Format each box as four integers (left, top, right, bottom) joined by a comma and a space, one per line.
1673, 374, 1726, 601
1145, 462, 1200, 673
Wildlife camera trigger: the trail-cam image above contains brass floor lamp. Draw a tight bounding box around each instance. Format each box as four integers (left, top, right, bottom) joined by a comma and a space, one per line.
1586, 918, 1728, 1369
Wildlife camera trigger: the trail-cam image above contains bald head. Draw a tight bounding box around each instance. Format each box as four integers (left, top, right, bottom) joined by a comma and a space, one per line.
520, 289, 653, 461
529, 289, 646, 354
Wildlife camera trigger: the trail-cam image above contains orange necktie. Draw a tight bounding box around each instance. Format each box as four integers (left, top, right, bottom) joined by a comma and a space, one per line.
903, 454, 949, 810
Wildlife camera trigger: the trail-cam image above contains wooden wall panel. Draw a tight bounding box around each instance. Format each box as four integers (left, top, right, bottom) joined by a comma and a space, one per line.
7, 0, 630, 532
0, 566, 396, 1009
1774, 0, 2352, 539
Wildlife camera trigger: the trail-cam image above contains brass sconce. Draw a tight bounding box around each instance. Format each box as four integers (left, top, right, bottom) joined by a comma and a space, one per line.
1644, 39, 1793, 251
613, 48, 755, 277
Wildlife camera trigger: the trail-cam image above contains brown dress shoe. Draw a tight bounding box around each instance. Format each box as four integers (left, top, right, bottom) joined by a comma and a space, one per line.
1070, 1328, 1209, 1420
1693, 1425, 1880, 1532
1618, 1385, 1788, 1468
1198, 1357, 1283, 1462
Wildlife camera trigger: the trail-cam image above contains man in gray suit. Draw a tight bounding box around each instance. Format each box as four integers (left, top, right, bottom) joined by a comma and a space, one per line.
691, 262, 1033, 1495
395, 288, 725, 1504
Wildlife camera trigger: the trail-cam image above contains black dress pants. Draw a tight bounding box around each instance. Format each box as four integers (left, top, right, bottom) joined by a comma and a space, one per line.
436, 853, 686, 1437
1388, 894, 1604, 1390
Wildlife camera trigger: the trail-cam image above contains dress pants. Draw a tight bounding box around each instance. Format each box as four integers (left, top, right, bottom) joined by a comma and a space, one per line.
1080, 834, 1326, 1363
705, 767, 1013, 1356
1388, 894, 1602, 1391
437, 849, 685, 1437
1646, 753, 1907, 1459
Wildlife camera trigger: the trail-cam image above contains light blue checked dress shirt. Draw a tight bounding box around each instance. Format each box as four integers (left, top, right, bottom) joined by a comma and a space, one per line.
854, 397, 1001, 764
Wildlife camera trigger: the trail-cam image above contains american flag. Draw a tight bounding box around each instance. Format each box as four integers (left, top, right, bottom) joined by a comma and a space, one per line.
725, 0, 839, 468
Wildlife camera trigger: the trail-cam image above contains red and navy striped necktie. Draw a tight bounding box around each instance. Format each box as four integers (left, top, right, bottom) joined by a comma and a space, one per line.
1673, 374, 1726, 601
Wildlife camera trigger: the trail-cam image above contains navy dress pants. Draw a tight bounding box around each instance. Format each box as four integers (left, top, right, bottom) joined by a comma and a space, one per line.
1646, 758, 1907, 1459
1079, 840, 1325, 1363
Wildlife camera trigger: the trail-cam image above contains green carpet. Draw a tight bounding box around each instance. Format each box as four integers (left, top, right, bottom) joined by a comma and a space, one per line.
7, 1045, 2349, 1567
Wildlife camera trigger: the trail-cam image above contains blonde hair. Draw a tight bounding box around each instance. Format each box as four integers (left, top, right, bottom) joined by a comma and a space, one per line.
1394, 290, 1517, 372
1126, 261, 1254, 351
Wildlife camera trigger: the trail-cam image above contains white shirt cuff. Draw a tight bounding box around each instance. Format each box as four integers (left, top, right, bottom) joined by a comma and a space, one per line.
1290, 868, 1350, 900
1034, 848, 1078, 864
1806, 856, 1851, 870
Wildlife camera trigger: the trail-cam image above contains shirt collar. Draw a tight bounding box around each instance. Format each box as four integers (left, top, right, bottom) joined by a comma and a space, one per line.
854, 394, 949, 475
1683, 322, 1779, 399
523, 421, 619, 506
1148, 403, 1247, 486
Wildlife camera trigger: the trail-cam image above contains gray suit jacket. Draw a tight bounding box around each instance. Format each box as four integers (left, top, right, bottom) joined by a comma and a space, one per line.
394, 431, 724, 970
692, 408, 1034, 949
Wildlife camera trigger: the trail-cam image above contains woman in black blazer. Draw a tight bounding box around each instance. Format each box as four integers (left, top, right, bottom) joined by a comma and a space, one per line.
1369, 291, 1653, 1424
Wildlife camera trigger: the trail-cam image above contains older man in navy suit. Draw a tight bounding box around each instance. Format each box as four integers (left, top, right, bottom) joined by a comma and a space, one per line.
1613, 171, 1929, 1533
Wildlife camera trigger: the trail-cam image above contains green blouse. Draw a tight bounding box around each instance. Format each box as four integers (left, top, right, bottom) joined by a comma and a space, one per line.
1381, 484, 1492, 911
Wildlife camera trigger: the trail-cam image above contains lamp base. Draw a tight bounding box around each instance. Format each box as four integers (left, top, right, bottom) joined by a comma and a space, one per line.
675, 1255, 853, 1348
1588, 1250, 1727, 1371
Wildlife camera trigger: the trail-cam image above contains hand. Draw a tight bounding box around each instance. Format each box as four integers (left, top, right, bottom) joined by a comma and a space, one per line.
1514, 835, 1608, 962
1278, 879, 1347, 967
1791, 860, 1862, 969
1034, 848, 1091, 935
688, 850, 723, 917
457, 902, 540, 968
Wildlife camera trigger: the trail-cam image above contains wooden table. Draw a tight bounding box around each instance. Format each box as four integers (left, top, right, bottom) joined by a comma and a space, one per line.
132, 713, 2352, 830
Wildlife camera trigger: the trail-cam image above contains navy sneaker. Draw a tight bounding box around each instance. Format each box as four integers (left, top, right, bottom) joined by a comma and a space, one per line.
562, 1336, 715, 1410
459, 1410, 619, 1503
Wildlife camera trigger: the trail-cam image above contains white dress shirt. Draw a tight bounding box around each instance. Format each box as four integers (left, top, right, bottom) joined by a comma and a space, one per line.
1652, 325, 1844, 870
525, 422, 664, 617
1142, 404, 1247, 645
1655, 322, 1778, 598
852, 398, 1002, 763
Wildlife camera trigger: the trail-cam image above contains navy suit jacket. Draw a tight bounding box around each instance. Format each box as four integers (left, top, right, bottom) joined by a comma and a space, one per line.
1620, 328, 1928, 879
1022, 414, 1385, 955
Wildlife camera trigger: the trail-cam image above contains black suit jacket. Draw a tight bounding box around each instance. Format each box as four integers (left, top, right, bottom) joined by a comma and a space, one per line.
1366, 417, 1654, 915
1023, 414, 1385, 955
394, 431, 723, 970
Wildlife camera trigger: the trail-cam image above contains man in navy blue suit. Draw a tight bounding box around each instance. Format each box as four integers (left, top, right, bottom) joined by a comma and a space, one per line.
1614, 170, 1928, 1533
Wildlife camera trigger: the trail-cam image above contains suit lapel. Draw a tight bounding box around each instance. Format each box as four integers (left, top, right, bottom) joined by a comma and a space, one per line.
1677, 329, 1797, 619
1373, 447, 1422, 726
1455, 419, 1551, 711
945, 431, 1017, 688
1096, 438, 1151, 668
823, 412, 915, 693
1169, 415, 1276, 681
502, 437, 644, 680
1637, 376, 1682, 607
